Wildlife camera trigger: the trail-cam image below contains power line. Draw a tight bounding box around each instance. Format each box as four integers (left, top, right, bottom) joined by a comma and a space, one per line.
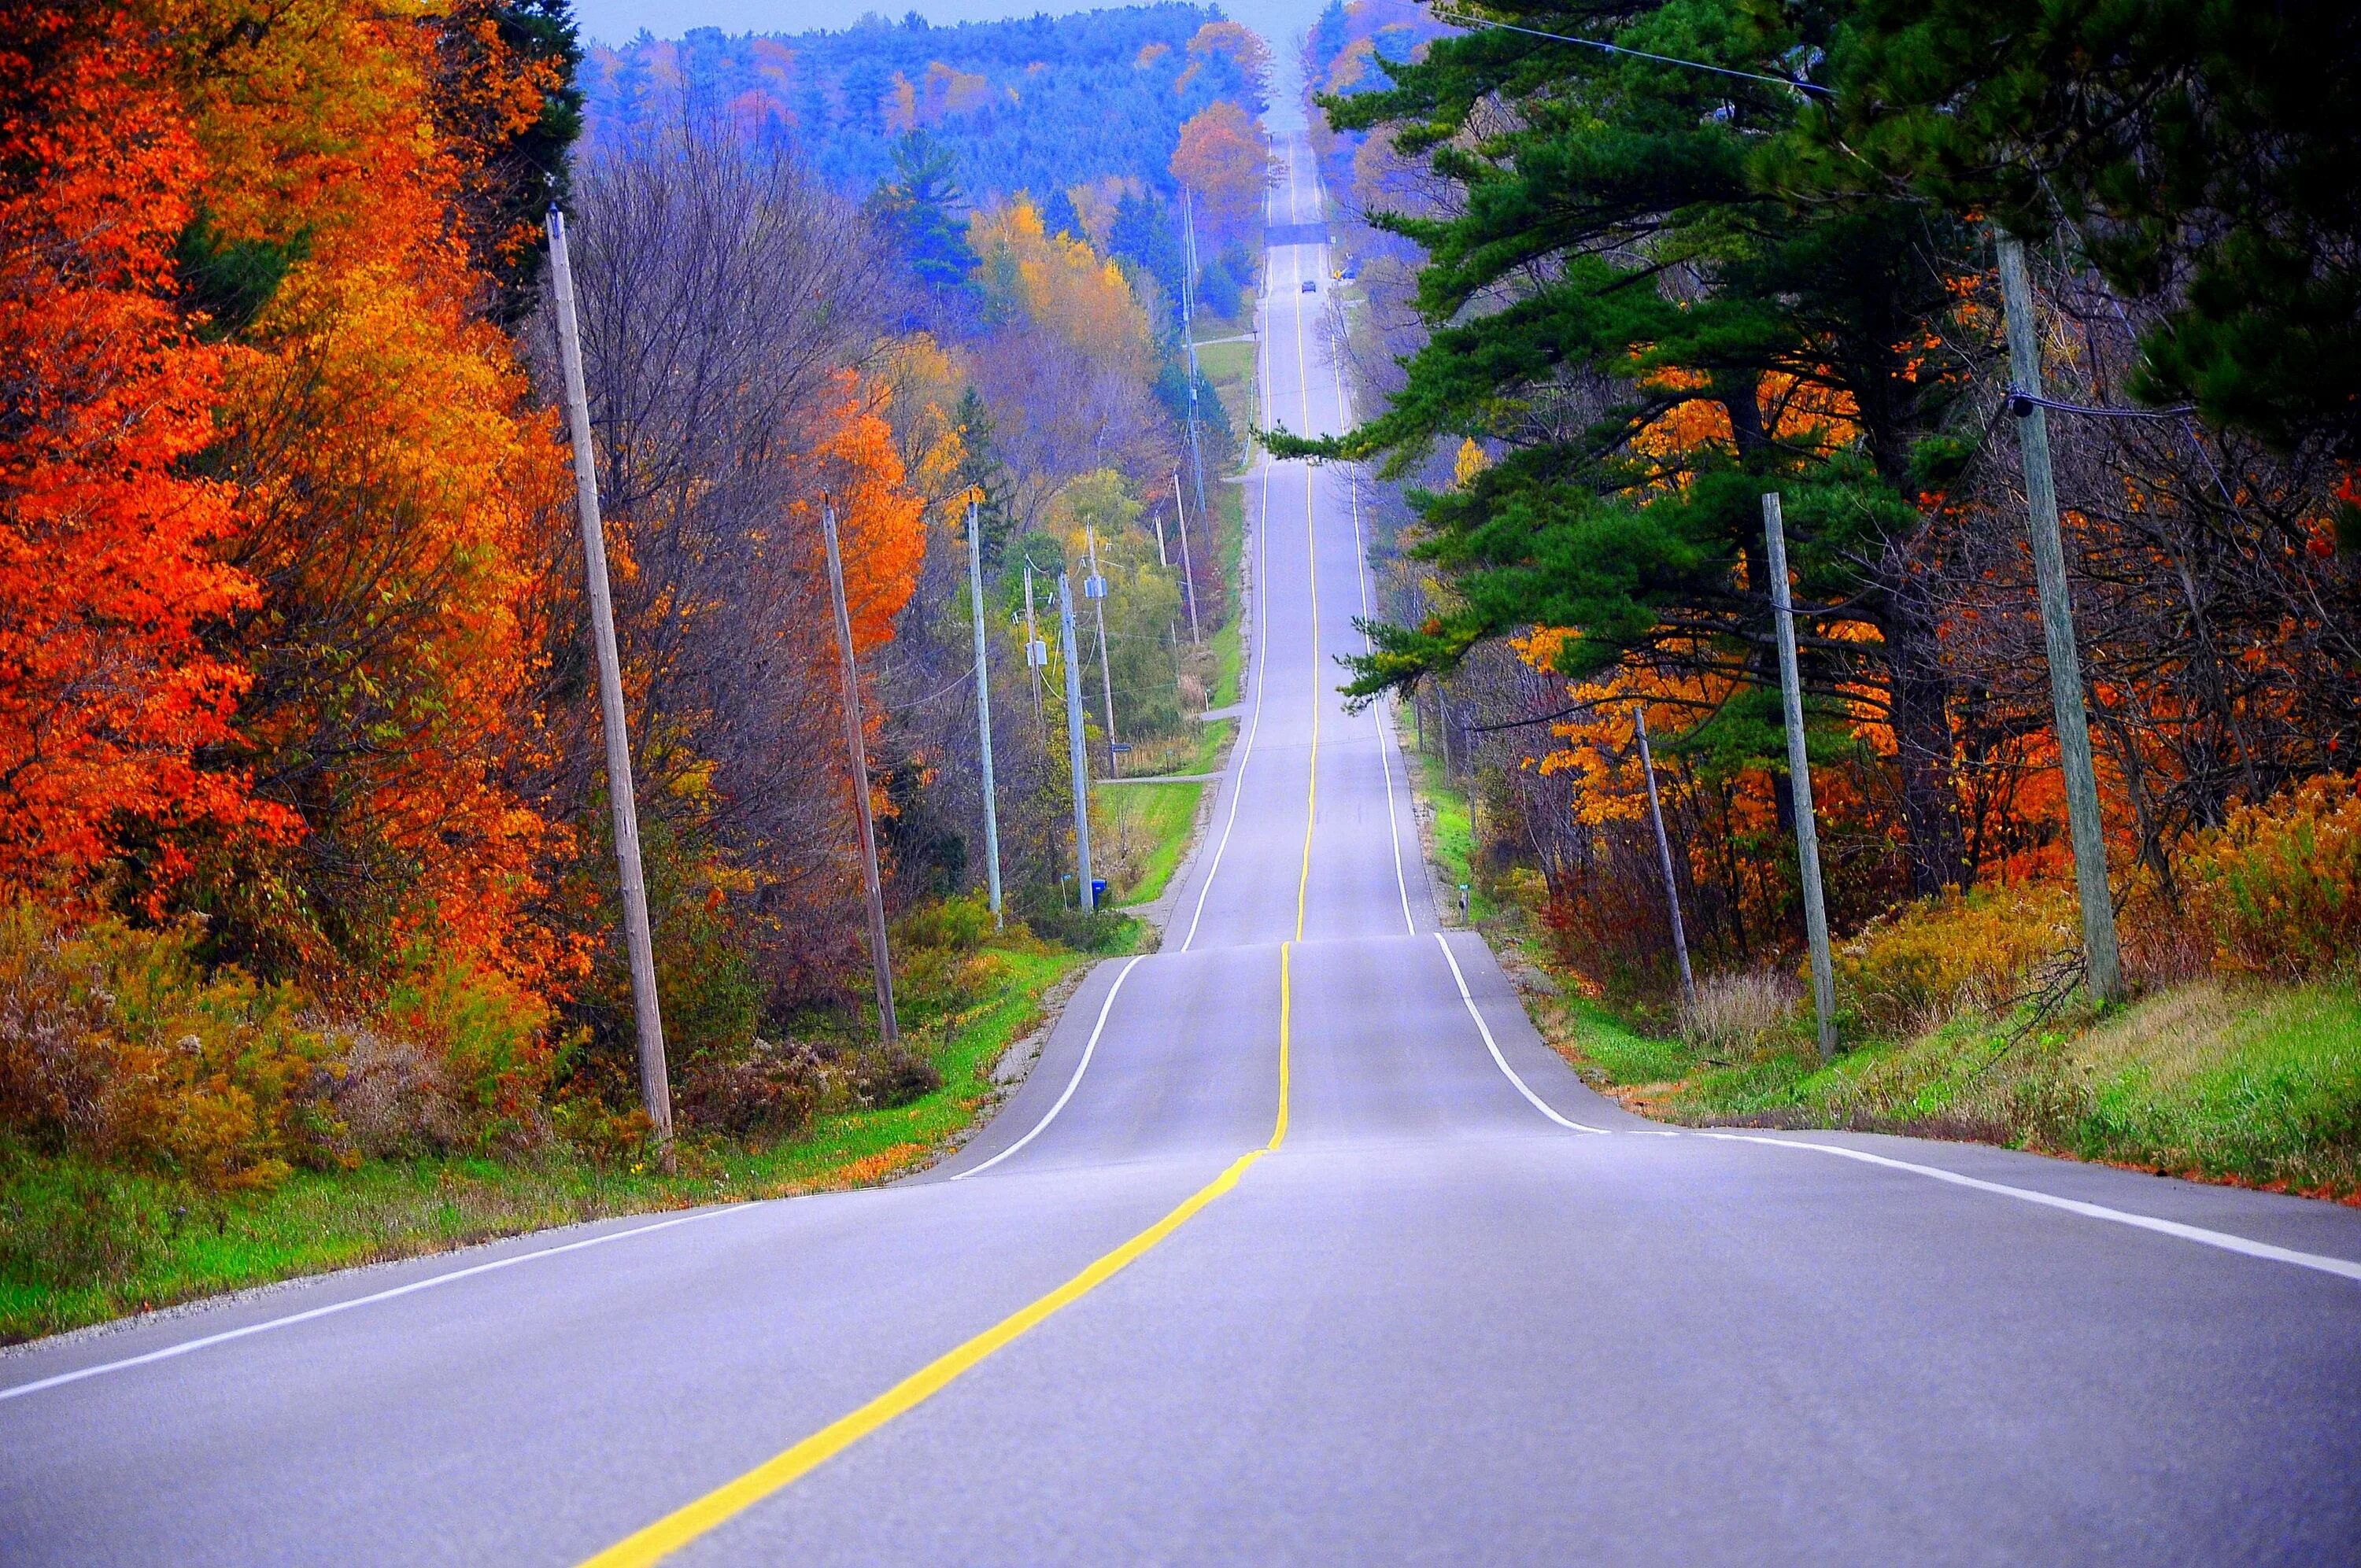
2007, 386, 2197, 422
1432, 9, 1835, 99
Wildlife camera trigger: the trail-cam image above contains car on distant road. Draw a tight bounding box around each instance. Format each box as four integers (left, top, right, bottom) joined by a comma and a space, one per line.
1302, 278, 1317, 293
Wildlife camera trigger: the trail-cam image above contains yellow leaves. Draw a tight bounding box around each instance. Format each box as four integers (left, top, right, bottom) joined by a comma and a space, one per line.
969, 197, 1156, 378
885, 61, 992, 131
1453, 437, 1490, 489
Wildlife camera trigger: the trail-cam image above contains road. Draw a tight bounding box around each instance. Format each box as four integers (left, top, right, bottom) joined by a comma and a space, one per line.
7, 137, 2361, 1566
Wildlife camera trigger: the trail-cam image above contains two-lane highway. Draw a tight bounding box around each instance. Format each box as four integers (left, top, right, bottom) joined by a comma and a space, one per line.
6, 135, 2361, 1566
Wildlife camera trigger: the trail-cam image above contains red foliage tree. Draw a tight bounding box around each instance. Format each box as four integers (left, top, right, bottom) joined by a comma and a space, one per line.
0, 3, 282, 892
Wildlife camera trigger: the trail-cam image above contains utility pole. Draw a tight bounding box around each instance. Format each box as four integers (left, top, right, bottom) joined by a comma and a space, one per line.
1151, 490, 1169, 566
1634, 705, 1696, 1012
1058, 574, 1097, 913
1763, 492, 1838, 1060
1023, 561, 1048, 732
1172, 471, 1201, 644
1084, 524, 1118, 775
545, 208, 672, 1151
1996, 231, 2123, 1002
821, 500, 900, 1048
1179, 190, 1209, 524
964, 495, 1003, 928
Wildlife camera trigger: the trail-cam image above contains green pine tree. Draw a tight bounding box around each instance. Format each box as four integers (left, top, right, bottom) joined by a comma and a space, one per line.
1273, 0, 1986, 891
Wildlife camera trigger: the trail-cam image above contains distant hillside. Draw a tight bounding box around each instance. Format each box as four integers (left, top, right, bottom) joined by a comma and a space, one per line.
582, 6, 1266, 204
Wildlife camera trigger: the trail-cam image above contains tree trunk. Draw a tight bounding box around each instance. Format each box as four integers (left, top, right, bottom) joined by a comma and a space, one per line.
1873, 585, 1968, 896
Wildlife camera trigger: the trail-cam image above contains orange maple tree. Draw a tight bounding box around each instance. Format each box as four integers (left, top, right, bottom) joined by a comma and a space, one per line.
0, 4, 283, 891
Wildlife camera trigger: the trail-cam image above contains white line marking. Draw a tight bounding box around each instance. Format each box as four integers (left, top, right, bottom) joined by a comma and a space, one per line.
1434, 932, 1615, 1134
954, 955, 1146, 1179
1177, 418, 1274, 954
1308, 164, 1415, 939
1691, 1131, 2361, 1284
0, 1204, 755, 1404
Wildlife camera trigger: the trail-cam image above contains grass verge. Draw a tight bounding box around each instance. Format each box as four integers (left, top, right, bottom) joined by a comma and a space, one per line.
1536, 976, 2361, 1201
1402, 736, 1496, 923
1383, 714, 2361, 1202
0, 942, 1089, 1344
1103, 782, 1204, 908
1195, 338, 1258, 434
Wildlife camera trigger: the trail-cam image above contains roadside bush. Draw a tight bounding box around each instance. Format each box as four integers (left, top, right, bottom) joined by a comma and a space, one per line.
382, 954, 555, 1153
1677, 969, 1798, 1057
0, 906, 344, 1192
1834, 881, 2079, 1038
675, 1037, 829, 1138
2177, 772, 2360, 982
845, 1046, 941, 1108
893, 891, 994, 956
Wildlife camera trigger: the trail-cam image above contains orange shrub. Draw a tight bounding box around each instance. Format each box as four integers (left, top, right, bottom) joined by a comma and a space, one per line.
2179, 773, 2361, 981
0, 905, 342, 1191
1834, 881, 2081, 1036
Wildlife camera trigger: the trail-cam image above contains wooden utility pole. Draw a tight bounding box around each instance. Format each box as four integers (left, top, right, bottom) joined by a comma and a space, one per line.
1634, 705, 1696, 1012
964, 495, 1003, 927
1023, 562, 1047, 733
1058, 574, 1098, 912
820, 500, 900, 1047
1763, 492, 1838, 1059
1084, 525, 1118, 774
545, 208, 672, 1149
1996, 231, 2123, 1002
1172, 471, 1202, 645
1179, 190, 1210, 524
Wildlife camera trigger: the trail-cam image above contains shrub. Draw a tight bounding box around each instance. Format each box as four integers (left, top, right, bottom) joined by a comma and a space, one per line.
0, 906, 344, 1191
675, 1037, 828, 1138
893, 891, 995, 956
382, 954, 555, 1153
1678, 969, 1798, 1057
1834, 881, 2080, 1037
845, 1046, 941, 1109
2178, 772, 2361, 982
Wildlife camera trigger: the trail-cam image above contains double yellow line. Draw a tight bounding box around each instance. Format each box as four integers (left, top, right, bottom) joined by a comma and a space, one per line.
583, 253, 1334, 1568
582, 948, 1294, 1566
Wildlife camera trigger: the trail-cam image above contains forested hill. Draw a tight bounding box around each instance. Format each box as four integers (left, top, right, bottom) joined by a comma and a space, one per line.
582, 6, 1265, 201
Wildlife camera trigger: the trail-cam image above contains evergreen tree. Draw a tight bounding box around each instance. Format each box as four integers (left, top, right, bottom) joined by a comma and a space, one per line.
1039, 185, 1082, 240
1107, 189, 1184, 303
870, 131, 978, 312
1275, 0, 1986, 891
1822, 0, 2361, 458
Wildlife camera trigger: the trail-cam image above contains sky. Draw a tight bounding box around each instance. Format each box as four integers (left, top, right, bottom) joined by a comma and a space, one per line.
567, 0, 1333, 127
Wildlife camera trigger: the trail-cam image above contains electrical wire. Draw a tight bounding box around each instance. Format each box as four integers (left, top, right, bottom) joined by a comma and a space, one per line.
1432, 8, 1834, 99
2008, 386, 2197, 422
879, 657, 981, 714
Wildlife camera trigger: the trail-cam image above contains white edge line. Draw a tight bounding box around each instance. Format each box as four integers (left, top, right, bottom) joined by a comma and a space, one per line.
1311, 188, 1414, 940
0, 1202, 754, 1404
1177, 255, 1280, 954
952, 954, 1145, 1179
1434, 932, 1614, 1134
1691, 1131, 2361, 1284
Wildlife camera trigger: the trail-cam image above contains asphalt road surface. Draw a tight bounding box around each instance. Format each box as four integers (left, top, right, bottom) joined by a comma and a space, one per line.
6, 137, 2361, 1568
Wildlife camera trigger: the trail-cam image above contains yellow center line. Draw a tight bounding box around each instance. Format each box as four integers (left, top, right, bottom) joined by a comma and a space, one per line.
576, 942, 1297, 1567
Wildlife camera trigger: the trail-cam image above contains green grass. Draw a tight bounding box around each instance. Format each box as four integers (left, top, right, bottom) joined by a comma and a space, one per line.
1535, 974, 2361, 1198
1404, 741, 1498, 923
1210, 480, 1247, 708
0, 943, 1088, 1343
1195, 338, 1258, 434
1105, 782, 1203, 907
